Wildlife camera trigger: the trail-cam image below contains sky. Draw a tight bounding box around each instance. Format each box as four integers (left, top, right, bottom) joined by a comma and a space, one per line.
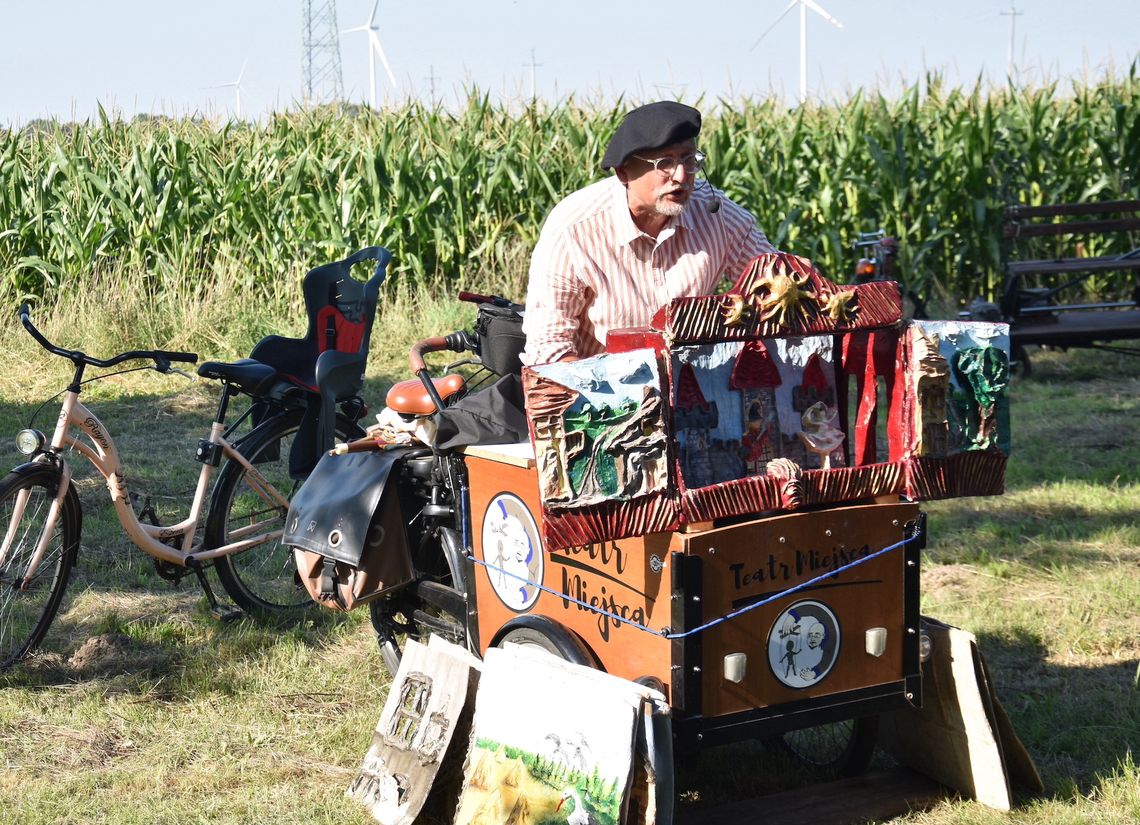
2, 0, 1137, 125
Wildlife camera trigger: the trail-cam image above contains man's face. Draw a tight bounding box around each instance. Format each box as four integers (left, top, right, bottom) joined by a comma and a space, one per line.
807, 624, 824, 649
620, 138, 698, 219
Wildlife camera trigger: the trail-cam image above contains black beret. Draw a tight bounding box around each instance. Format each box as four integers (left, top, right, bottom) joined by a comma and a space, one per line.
601, 101, 702, 170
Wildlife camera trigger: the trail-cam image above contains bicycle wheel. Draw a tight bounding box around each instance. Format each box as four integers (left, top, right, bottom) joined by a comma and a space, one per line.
0, 464, 81, 670
208, 409, 360, 620
776, 715, 879, 778
370, 577, 468, 677
369, 526, 468, 676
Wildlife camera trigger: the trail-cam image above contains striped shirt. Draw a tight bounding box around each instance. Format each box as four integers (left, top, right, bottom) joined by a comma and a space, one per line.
520, 175, 775, 365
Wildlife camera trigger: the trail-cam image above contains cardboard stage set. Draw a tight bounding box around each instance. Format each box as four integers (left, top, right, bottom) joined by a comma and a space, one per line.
522, 251, 1010, 550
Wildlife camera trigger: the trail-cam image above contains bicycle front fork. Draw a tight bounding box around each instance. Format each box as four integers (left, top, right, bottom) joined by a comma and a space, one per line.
0, 458, 72, 587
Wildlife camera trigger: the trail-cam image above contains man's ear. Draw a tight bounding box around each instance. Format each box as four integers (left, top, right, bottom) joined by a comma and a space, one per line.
614, 165, 630, 186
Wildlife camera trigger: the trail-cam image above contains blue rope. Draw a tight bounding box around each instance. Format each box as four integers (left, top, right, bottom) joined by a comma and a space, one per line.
466, 533, 916, 640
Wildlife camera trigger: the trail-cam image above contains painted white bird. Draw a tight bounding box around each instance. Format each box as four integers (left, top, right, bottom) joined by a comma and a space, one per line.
556, 787, 596, 825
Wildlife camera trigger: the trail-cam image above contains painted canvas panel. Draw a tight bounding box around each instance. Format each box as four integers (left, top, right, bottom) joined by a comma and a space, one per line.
525, 349, 670, 509
910, 320, 1011, 456
347, 638, 479, 825
671, 335, 845, 488
453, 645, 670, 825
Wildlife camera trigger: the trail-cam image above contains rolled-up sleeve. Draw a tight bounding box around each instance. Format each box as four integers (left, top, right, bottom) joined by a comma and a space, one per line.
521, 234, 592, 366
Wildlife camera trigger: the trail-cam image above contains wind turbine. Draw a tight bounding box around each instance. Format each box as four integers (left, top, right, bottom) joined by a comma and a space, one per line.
211, 60, 248, 119
341, 0, 397, 109
751, 0, 844, 105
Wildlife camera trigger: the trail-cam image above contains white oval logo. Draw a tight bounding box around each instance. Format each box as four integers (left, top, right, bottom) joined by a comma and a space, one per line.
767, 600, 841, 688
480, 493, 544, 612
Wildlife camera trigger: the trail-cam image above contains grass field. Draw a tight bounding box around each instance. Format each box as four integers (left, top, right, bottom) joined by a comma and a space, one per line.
0, 298, 1136, 823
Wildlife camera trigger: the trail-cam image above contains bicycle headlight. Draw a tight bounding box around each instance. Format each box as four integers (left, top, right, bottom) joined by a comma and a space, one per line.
15, 429, 45, 455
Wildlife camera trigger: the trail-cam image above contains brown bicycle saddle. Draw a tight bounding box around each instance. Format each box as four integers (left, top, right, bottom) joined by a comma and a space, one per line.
385, 374, 467, 416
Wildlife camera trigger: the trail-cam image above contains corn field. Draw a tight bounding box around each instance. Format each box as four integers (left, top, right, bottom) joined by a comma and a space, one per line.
1, 68, 1137, 307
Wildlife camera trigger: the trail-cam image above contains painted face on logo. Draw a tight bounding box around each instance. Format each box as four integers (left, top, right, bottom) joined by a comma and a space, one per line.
498, 514, 532, 565
805, 620, 825, 649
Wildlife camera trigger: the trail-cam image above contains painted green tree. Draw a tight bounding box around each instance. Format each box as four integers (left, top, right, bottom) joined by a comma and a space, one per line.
950, 345, 1011, 452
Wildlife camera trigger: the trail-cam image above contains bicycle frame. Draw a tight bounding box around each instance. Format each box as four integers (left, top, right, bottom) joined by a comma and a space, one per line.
5, 386, 290, 585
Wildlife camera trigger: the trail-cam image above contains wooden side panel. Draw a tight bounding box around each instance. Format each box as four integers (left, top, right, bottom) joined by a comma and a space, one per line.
681, 502, 918, 717
465, 455, 674, 695
522, 348, 683, 550
907, 319, 1011, 458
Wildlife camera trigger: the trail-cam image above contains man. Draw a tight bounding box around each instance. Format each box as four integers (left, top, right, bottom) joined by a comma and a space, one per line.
521, 100, 776, 366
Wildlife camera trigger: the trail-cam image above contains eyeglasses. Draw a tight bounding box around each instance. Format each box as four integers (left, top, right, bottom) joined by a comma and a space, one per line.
630, 150, 707, 176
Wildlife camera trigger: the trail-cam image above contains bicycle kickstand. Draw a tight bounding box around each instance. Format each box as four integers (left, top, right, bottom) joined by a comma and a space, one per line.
187, 560, 243, 623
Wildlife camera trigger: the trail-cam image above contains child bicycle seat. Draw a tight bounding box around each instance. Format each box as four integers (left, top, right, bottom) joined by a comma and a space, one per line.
249, 246, 391, 474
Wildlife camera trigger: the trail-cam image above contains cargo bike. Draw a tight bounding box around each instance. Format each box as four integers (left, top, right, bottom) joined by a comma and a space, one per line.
284, 251, 1013, 778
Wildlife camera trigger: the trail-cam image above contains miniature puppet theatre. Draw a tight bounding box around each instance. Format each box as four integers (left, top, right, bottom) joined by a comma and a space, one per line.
522, 252, 1011, 550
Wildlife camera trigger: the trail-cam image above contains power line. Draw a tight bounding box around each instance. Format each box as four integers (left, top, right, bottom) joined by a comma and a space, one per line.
1000, 2, 1024, 81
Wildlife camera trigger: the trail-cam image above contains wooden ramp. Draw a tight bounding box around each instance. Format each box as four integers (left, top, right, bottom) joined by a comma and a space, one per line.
675, 768, 949, 825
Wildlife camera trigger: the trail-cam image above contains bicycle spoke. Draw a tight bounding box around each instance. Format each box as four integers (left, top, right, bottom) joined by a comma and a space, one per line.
210, 410, 355, 619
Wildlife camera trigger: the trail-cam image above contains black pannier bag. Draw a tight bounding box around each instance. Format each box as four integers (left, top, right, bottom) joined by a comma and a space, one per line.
474, 302, 525, 377
283, 448, 416, 611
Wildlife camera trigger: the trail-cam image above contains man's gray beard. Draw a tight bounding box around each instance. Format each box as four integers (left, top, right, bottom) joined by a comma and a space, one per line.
655, 196, 688, 217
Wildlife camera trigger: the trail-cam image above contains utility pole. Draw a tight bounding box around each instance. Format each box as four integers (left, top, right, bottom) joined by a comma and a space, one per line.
425, 65, 440, 106
302, 0, 345, 105
524, 48, 543, 102
1000, 2, 1023, 82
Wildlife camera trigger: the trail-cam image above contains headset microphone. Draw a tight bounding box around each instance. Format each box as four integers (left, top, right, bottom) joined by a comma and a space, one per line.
702, 170, 721, 213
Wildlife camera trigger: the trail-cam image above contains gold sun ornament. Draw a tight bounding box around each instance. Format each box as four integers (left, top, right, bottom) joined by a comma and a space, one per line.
822, 290, 858, 324
720, 294, 753, 327
755, 271, 816, 329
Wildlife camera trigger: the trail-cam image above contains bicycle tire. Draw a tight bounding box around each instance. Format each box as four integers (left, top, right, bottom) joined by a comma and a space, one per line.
0, 463, 82, 671
492, 617, 596, 667
208, 408, 360, 620
775, 715, 879, 778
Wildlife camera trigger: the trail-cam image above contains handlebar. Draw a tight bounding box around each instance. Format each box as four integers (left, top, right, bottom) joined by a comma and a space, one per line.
409, 331, 472, 374
407, 290, 523, 416
853, 230, 886, 250
457, 291, 525, 312
19, 304, 199, 372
